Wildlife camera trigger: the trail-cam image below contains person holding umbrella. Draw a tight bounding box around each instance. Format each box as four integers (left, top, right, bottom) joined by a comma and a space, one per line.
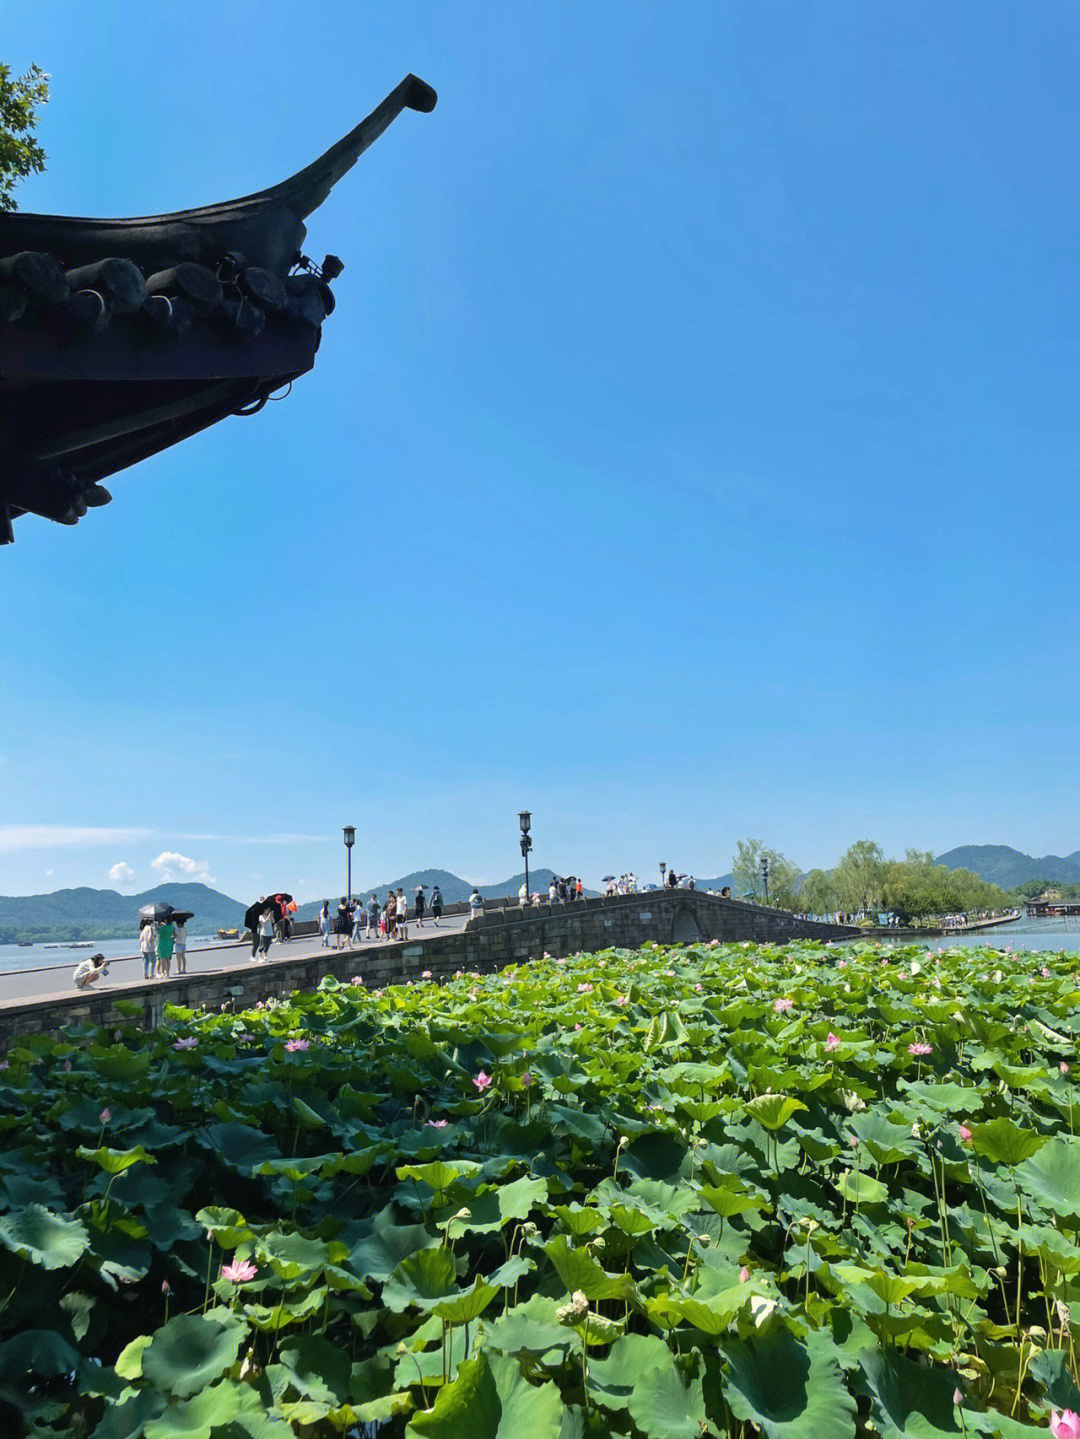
257, 906, 275, 961
171, 911, 193, 974
245, 899, 266, 961
156, 913, 175, 978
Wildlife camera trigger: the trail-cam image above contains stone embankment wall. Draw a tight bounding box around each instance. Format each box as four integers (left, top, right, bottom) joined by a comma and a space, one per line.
0, 893, 859, 1047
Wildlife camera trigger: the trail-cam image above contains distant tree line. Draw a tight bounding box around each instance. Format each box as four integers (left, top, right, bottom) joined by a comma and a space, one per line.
730, 839, 1018, 921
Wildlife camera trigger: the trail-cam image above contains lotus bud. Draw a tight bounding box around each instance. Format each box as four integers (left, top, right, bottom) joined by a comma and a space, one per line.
993, 1265, 1007, 1276
453, 1208, 472, 1222
521, 1221, 538, 1236
396, 1342, 408, 1355
953, 1388, 963, 1407
618, 1136, 629, 1149
697, 1233, 711, 1247
591, 1237, 606, 1251
739, 1266, 750, 1282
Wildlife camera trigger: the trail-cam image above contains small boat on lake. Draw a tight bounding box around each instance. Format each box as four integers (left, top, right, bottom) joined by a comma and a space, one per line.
216, 927, 240, 940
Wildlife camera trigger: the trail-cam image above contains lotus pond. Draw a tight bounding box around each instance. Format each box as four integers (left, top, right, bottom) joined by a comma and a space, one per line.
2, 940, 1080, 1439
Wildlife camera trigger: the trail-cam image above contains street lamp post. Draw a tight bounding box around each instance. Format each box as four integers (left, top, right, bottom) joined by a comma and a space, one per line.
519, 811, 532, 900
761, 855, 770, 906
659, 861, 667, 888
343, 826, 355, 903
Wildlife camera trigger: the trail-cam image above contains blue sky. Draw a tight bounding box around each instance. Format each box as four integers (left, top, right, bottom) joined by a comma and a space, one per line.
2, 2, 1077, 904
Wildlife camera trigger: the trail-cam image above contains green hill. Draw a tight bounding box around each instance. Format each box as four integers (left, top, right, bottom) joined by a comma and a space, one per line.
0, 882, 246, 944
934, 845, 1080, 889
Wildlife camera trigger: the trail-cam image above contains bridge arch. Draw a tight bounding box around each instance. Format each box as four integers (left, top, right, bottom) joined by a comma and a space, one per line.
671, 905, 702, 943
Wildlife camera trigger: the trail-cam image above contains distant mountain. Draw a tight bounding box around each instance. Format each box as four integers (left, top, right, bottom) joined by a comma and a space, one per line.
294, 868, 597, 921
935, 846, 1080, 889
0, 882, 246, 943
692, 874, 735, 893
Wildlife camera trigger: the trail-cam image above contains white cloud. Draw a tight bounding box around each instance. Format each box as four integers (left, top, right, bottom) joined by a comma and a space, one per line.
151, 851, 216, 886
0, 825, 150, 853
109, 861, 136, 885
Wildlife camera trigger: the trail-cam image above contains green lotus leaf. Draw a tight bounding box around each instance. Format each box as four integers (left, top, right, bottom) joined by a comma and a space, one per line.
201, 1121, 281, 1172
744, 1095, 809, 1131
627, 1356, 708, 1439
834, 1171, 890, 1206
345, 1205, 440, 1281
293, 1096, 328, 1128
609, 1201, 659, 1236
1015, 1136, 1080, 1218
699, 1185, 767, 1219
855, 1345, 965, 1438
968, 1118, 1047, 1168
0, 1204, 90, 1269
550, 1204, 606, 1237
141, 1314, 245, 1397
723, 1327, 857, 1439
382, 1246, 459, 1312
115, 1333, 153, 1380
0, 1327, 83, 1378
849, 1110, 920, 1164
320, 1146, 380, 1176
406, 1352, 563, 1439
433, 1276, 499, 1324
88, 1388, 165, 1439
269, 1333, 352, 1405
485, 1294, 573, 1356
544, 1234, 638, 1302
1027, 1347, 1080, 1413
194, 1206, 255, 1249
496, 1174, 548, 1221
397, 1160, 481, 1192
76, 1145, 157, 1174
142, 1378, 269, 1439
587, 1332, 673, 1410
255, 1229, 337, 1280
241, 1289, 326, 1330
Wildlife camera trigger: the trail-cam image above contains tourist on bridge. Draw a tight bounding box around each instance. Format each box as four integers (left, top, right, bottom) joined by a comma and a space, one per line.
73, 952, 108, 990
397, 888, 409, 940
257, 907, 275, 961
139, 919, 156, 980
156, 915, 175, 979
469, 887, 483, 922
174, 917, 187, 974
415, 886, 426, 926
319, 900, 332, 948
334, 898, 350, 950
430, 884, 443, 926
367, 893, 379, 939
351, 904, 364, 945
384, 891, 397, 941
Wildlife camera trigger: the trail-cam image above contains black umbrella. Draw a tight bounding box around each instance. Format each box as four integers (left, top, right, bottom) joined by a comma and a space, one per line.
601, 875, 616, 884
170, 910, 194, 924
244, 902, 265, 930
267, 892, 293, 914
139, 901, 174, 920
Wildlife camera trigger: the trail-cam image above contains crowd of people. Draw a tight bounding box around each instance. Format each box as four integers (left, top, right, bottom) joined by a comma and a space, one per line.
310, 885, 447, 956
137, 914, 187, 979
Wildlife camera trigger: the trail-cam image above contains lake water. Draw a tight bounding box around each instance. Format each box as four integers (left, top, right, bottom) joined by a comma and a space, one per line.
0, 937, 224, 975
1, 916, 1075, 978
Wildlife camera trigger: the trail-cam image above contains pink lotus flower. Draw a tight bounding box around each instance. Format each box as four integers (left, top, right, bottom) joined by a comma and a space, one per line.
473, 1070, 492, 1091
63, 1060, 72, 1072
100, 1108, 111, 1124
521, 1072, 532, 1087
615, 995, 629, 1007
577, 982, 593, 994
739, 1266, 750, 1283
421, 970, 432, 979
425, 1119, 448, 1128
284, 1039, 309, 1052
574, 1023, 582, 1030
1051, 1411, 1080, 1439
1041, 966, 1051, 978
1062, 1063, 1071, 1075
220, 1259, 258, 1284
908, 1042, 932, 1056
825, 1033, 840, 1050
161, 1279, 171, 1294
350, 975, 363, 985
959, 1124, 972, 1142
836, 959, 847, 969
694, 983, 703, 992
236, 1032, 254, 1043
173, 1037, 198, 1050
773, 998, 793, 1013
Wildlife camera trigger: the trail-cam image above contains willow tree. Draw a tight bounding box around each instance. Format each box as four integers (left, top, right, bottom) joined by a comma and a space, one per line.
0, 63, 49, 211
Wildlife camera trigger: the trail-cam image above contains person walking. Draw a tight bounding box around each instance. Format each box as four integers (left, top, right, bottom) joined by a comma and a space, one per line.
548, 878, 558, 905
519, 880, 528, 907
173, 918, 187, 975
384, 890, 397, 941
397, 888, 409, 941
139, 919, 156, 981
351, 903, 364, 945
367, 893, 380, 941
257, 907, 274, 961
156, 916, 175, 979
415, 887, 426, 927
468, 887, 483, 922
319, 900, 332, 948
334, 897, 350, 950
430, 884, 443, 926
